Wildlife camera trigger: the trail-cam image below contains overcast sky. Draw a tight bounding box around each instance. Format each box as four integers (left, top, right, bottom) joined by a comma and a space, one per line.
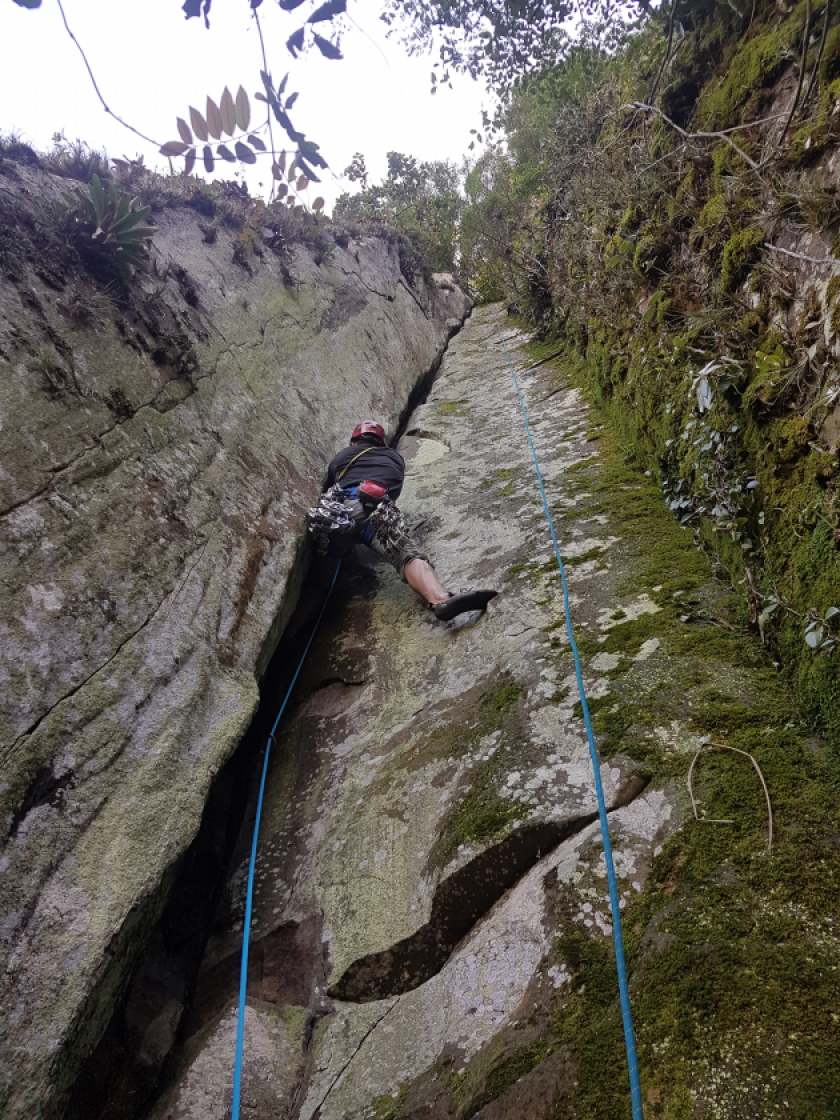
0, 0, 492, 211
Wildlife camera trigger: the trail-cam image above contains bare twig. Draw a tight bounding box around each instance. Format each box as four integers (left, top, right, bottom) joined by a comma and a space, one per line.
687, 741, 774, 853
251, 4, 278, 201
765, 242, 840, 266
805, 0, 833, 105
636, 142, 688, 177
627, 102, 785, 178
56, 0, 160, 151
347, 11, 391, 66
776, 0, 812, 149
648, 0, 680, 105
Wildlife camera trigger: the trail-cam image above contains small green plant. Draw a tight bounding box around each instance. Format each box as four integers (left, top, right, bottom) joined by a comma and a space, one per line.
62, 173, 157, 276
804, 606, 839, 654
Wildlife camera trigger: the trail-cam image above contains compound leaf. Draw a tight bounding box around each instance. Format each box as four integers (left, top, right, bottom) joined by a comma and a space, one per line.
190, 106, 209, 142
220, 87, 236, 136
206, 96, 223, 140
312, 32, 342, 59
235, 141, 257, 164
235, 86, 251, 130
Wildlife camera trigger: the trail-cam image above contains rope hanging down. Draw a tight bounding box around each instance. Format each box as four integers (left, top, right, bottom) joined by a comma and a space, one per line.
231, 560, 341, 1120
494, 320, 645, 1120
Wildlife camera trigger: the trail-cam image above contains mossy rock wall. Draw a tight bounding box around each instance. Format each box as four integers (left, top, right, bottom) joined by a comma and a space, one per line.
0, 159, 471, 1120
135, 309, 840, 1120
507, 0, 840, 748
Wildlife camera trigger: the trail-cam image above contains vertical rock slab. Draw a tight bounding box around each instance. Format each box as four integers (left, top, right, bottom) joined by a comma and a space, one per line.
151, 307, 682, 1119
155, 305, 837, 1118
0, 163, 470, 1120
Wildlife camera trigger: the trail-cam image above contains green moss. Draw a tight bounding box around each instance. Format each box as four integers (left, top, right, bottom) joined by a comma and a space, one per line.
818, 22, 840, 86
696, 193, 726, 232
696, 26, 785, 131
474, 1041, 555, 1106
550, 929, 631, 1117
790, 117, 833, 163
491, 682, 524, 712
428, 679, 531, 867
564, 545, 606, 567
721, 228, 763, 294
769, 415, 810, 462
489, 466, 518, 496
633, 228, 671, 278
437, 763, 529, 864
370, 1084, 409, 1119
619, 203, 644, 233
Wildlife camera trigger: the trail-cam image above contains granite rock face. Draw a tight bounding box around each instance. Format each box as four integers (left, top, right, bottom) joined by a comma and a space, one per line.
0, 162, 470, 1120
146, 307, 686, 1120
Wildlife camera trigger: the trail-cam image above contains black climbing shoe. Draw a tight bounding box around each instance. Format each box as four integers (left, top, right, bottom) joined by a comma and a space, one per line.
433, 589, 498, 622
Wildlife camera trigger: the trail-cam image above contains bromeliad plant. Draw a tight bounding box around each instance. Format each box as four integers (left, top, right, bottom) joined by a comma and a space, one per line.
62, 173, 157, 276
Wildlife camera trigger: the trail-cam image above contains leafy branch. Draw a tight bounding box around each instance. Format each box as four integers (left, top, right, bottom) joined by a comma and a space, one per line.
256, 71, 328, 183
160, 85, 265, 173
183, 0, 349, 63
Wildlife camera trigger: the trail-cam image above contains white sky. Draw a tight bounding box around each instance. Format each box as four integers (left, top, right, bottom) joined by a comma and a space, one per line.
0, 0, 491, 211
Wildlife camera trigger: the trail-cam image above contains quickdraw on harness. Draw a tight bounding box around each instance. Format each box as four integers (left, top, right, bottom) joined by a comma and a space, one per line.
308, 444, 391, 555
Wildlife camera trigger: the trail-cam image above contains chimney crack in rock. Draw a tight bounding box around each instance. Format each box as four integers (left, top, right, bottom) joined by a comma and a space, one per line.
397, 277, 430, 319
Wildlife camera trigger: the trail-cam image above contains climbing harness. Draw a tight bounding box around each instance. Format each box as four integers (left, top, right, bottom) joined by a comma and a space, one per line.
231, 560, 341, 1120
307, 483, 391, 555
494, 319, 645, 1120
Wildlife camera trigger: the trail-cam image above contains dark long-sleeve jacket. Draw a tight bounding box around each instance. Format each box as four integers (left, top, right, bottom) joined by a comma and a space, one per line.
326, 444, 405, 500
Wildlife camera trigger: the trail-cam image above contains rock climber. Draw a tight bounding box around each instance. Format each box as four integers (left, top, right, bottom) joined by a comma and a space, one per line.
308, 421, 498, 621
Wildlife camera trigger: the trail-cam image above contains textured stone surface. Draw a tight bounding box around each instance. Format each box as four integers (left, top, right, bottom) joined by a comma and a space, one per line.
0, 162, 470, 1120
149, 307, 685, 1119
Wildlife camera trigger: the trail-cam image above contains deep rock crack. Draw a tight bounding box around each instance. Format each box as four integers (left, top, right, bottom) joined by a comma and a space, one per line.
329, 776, 648, 1004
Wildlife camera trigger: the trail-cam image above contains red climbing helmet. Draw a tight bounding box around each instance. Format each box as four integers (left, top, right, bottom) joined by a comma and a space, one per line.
351, 421, 386, 446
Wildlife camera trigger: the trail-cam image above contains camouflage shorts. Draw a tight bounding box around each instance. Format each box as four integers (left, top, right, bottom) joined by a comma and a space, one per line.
363, 497, 429, 581
308, 487, 429, 581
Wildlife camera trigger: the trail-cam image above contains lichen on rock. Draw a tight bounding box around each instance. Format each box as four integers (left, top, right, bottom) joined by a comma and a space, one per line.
0, 159, 470, 1120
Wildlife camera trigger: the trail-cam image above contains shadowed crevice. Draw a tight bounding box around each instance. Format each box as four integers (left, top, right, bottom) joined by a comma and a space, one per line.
328, 773, 647, 1003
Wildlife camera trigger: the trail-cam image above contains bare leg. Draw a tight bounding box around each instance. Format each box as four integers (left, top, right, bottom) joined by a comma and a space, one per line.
404, 558, 450, 606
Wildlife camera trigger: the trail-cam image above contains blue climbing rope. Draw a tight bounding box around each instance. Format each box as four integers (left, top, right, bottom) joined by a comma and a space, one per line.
231, 560, 341, 1120
495, 320, 645, 1120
